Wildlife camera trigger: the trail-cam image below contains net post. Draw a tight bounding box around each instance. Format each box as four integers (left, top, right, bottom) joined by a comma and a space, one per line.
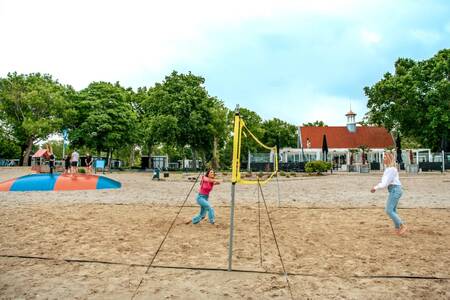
228, 182, 236, 271
275, 140, 281, 207
229, 105, 240, 271
443, 150, 445, 173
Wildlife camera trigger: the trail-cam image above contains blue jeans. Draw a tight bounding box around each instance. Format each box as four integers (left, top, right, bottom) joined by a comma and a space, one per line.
192, 194, 215, 224
386, 185, 404, 229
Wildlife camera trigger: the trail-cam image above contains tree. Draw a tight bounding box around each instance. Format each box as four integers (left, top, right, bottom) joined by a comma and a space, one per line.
68, 82, 138, 167
358, 145, 370, 165
364, 49, 450, 151
0, 72, 70, 165
0, 126, 21, 159
222, 107, 264, 169
140, 71, 228, 167
261, 118, 297, 149
207, 99, 229, 169
302, 120, 327, 127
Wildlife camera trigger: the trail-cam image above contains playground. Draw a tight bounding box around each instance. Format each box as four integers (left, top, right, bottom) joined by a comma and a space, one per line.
1, 167, 449, 299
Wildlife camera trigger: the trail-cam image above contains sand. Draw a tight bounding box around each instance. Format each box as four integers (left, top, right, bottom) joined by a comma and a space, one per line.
0, 167, 449, 299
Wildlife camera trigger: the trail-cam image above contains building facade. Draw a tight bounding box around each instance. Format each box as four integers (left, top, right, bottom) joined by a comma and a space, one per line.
280, 110, 396, 171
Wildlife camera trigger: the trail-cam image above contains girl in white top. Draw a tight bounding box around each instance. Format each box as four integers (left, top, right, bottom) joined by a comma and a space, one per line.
371, 152, 407, 235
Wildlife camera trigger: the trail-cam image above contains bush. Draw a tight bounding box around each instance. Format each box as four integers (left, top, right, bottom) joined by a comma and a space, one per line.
279, 171, 286, 176
305, 161, 332, 175
79, 168, 86, 174
289, 172, 297, 177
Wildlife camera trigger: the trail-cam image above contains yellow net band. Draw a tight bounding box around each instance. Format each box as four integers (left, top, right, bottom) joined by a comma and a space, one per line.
241, 121, 276, 151
232, 114, 278, 185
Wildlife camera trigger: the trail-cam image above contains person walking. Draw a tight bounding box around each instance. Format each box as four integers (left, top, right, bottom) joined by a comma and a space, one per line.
192, 169, 220, 225
371, 152, 407, 235
70, 150, 79, 174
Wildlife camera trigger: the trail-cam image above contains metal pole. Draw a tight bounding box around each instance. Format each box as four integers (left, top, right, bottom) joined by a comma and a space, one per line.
228, 105, 240, 272
228, 182, 236, 271
443, 150, 445, 173
276, 171, 281, 207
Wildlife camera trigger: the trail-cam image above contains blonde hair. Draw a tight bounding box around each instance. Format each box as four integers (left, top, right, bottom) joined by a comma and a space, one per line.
383, 152, 396, 167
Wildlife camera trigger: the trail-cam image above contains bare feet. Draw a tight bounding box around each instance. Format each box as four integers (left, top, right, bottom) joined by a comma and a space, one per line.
397, 224, 408, 235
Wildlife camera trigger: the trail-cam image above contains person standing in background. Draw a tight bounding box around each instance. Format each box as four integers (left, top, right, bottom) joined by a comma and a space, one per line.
71, 150, 79, 174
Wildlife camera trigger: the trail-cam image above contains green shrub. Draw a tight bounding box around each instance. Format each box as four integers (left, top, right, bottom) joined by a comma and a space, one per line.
79, 168, 86, 174
279, 171, 286, 176
305, 161, 332, 175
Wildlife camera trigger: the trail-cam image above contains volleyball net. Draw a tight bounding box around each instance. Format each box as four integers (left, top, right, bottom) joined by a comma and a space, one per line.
231, 110, 278, 185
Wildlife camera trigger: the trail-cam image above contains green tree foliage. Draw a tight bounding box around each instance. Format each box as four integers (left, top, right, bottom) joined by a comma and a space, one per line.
68, 82, 138, 163
0, 72, 70, 165
302, 120, 327, 127
364, 49, 450, 151
262, 118, 298, 149
140, 71, 228, 166
221, 107, 264, 169
44, 140, 72, 161
0, 127, 21, 159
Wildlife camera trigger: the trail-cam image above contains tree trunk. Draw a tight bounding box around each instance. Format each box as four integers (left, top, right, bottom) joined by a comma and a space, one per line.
193, 150, 197, 171
19, 144, 26, 166
212, 137, 219, 169
148, 144, 152, 156
201, 152, 207, 171
22, 137, 34, 166
106, 149, 110, 169
129, 144, 135, 168
108, 149, 113, 172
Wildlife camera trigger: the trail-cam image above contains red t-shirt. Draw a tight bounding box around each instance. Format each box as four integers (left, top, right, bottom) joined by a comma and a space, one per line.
199, 176, 214, 196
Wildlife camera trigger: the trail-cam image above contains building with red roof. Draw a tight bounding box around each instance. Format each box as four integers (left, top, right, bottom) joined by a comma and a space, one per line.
280, 110, 396, 171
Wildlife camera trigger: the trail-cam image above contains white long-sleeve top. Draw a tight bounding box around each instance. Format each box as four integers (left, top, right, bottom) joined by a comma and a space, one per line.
374, 167, 402, 190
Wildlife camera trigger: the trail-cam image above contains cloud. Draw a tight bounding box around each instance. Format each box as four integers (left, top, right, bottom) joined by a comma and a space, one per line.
410, 29, 442, 44
0, 0, 384, 89
360, 29, 382, 45
0, 0, 448, 127
243, 84, 367, 126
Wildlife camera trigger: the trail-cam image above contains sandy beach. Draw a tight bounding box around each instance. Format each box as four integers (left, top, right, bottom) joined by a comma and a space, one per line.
1, 167, 449, 299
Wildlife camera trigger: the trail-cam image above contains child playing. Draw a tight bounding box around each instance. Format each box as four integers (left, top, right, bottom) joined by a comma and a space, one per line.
371, 152, 407, 235
192, 169, 220, 224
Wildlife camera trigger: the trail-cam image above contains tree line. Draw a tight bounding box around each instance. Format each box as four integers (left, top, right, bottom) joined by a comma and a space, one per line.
0, 71, 298, 168
1, 48, 448, 168
364, 48, 449, 152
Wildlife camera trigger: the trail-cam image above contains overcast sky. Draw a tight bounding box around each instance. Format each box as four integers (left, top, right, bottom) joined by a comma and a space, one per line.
1, 0, 449, 125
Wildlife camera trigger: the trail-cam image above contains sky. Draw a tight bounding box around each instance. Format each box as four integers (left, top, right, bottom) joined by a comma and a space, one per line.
1, 0, 449, 126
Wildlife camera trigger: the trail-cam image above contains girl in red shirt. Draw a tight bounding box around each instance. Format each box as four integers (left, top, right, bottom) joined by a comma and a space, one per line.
192, 169, 220, 224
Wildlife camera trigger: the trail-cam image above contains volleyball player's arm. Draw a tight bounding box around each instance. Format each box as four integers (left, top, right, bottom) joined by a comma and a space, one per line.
371, 169, 394, 192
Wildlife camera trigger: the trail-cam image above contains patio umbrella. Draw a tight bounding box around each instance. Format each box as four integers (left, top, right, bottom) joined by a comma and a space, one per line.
396, 135, 403, 164
322, 134, 329, 161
